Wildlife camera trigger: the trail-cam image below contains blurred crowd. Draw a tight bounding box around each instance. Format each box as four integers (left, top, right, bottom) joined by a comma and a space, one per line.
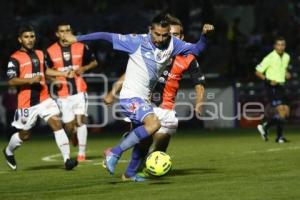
0, 0, 299, 82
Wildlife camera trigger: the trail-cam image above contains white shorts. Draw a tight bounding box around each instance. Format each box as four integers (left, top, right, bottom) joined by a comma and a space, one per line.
153, 107, 178, 135
56, 92, 88, 123
12, 98, 60, 131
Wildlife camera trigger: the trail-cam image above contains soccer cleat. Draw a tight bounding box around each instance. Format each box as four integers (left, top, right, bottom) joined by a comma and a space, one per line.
71, 133, 78, 147
122, 173, 146, 182
257, 124, 268, 141
276, 137, 289, 144
65, 158, 78, 170
77, 155, 86, 162
103, 148, 119, 175
3, 148, 17, 170
136, 168, 150, 178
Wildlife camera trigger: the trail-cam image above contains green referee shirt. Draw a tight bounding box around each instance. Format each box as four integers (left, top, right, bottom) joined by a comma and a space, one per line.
256, 50, 290, 83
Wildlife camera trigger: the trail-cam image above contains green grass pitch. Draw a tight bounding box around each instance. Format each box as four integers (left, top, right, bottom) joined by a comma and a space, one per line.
0, 128, 300, 200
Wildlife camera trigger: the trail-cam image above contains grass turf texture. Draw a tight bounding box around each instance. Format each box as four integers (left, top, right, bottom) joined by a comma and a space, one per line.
0, 128, 300, 200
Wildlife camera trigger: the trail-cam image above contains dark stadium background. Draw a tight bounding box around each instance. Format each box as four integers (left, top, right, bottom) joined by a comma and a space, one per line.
0, 0, 299, 138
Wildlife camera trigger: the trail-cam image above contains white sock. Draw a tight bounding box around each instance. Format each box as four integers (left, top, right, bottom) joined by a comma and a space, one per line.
77, 124, 87, 156
54, 129, 70, 162
6, 132, 23, 156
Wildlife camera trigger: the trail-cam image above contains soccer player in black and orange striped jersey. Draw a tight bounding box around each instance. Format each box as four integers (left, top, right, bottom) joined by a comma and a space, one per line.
3, 25, 78, 171
149, 14, 205, 152
46, 22, 98, 161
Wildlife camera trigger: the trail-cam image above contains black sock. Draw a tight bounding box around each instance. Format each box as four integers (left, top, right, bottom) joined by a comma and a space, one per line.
276, 118, 284, 139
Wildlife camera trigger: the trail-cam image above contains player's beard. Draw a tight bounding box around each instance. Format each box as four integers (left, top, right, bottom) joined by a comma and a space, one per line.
156, 38, 170, 50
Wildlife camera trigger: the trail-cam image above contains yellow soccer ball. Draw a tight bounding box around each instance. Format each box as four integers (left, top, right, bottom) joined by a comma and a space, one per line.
146, 151, 172, 176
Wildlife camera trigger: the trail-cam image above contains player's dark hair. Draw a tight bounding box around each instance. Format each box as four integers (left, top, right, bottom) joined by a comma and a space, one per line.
274, 36, 285, 43
165, 14, 183, 34
18, 24, 35, 37
56, 21, 72, 32
151, 13, 170, 29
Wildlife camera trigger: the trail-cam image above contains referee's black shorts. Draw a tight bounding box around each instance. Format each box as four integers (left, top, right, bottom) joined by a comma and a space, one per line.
265, 83, 287, 107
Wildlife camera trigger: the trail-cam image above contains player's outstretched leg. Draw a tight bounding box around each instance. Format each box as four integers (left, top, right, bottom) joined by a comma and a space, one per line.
257, 123, 269, 141
103, 114, 160, 175
123, 138, 152, 182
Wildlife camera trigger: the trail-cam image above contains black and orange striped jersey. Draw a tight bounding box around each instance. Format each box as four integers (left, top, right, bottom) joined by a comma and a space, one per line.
7, 49, 49, 109
46, 42, 95, 97
152, 54, 205, 110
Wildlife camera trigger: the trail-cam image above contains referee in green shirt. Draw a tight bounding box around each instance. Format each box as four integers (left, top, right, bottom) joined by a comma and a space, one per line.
255, 37, 291, 143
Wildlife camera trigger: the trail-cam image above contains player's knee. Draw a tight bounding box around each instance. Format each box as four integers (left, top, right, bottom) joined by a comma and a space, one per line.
76, 115, 87, 127
19, 130, 31, 141
144, 114, 161, 134
149, 116, 161, 132
65, 123, 75, 134
48, 116, 63, 131
278, 112, 285, 119
276, 106, 286, 119
284, 106, 290, 117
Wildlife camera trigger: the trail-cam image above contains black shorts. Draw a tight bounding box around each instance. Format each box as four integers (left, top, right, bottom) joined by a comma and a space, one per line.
265, 83, 286, 107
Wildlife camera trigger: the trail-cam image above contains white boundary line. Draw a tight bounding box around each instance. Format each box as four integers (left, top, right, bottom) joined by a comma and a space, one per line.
41, 151, 129, 166
244, 145, 300, 154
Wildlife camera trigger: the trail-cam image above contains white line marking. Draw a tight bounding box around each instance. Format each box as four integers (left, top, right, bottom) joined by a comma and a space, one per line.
41, 151, 128, 166
245, 145, 300, 154
42, 153, 62, 162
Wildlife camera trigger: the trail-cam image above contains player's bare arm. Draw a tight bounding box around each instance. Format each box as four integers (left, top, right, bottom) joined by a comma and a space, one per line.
8, 75, 42, 86
194, 84, 205, 115
46, 68, 75, 78
75, 60, 98, 75
255, 71, 277, 86
104, 74, 125, 106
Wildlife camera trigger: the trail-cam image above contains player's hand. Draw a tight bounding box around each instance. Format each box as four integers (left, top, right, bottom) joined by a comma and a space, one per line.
103, 93, 115, 106
75, 67, 86, 75
64, 33, 77, 45
285, 72, 292, 80
64, 70, 76, 78
30, 75, 42, 85
270, 80, 278, 86
202, 24, 214, 34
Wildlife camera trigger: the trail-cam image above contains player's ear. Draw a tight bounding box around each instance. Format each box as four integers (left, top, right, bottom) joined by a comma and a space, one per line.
55, 31, 59, 38
148, 26, 152, 33
181, 34, 184, 40
18, 37, 22, 44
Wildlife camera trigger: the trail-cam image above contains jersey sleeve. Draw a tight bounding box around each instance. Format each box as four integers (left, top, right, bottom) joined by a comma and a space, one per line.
256, 56, 270, 73
112, 34, 141, 54
188, 59, 205, 86
82, 44, 96, 65
7, 58, 19, 80
171, 35, 207, 57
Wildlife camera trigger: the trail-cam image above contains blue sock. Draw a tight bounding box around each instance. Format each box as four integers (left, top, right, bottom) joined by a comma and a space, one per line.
112, 126, 149, 156
125, 145, 142, 177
